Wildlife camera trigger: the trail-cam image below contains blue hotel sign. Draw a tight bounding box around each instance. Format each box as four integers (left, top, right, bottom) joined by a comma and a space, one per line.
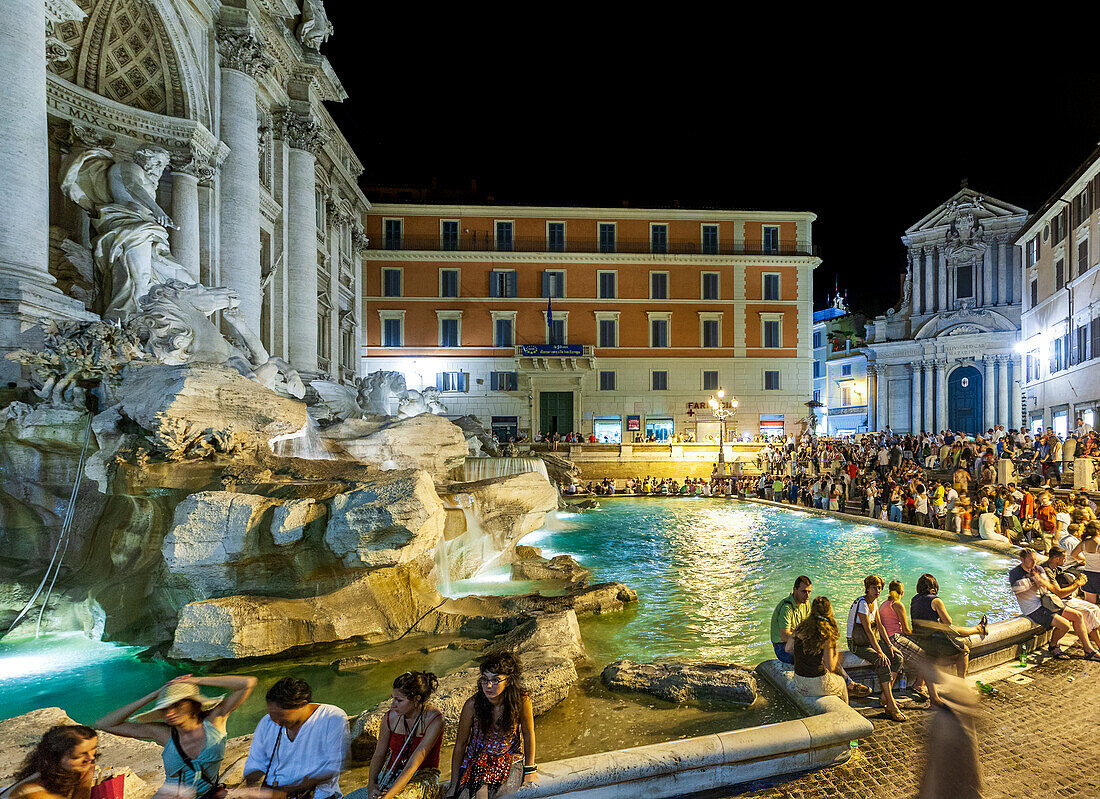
520, 345, 584, 356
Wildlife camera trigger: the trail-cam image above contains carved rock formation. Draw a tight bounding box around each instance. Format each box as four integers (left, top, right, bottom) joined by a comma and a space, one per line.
322, 413, 467, 476
601, 660, 758, 705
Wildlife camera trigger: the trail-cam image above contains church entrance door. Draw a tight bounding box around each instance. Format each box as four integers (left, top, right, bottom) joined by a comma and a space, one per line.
948, 365, 983, 435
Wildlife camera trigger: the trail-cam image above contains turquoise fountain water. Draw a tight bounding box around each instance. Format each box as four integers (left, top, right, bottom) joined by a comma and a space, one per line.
0, 498, 1019, 738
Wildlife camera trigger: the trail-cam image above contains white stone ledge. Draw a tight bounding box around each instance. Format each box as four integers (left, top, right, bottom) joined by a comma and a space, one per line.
508, 692, 872, 799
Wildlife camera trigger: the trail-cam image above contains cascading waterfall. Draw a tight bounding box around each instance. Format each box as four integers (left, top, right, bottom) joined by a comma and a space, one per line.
434, 493, 506, 597
269, 416, 336, 460
459, 457, 549, 482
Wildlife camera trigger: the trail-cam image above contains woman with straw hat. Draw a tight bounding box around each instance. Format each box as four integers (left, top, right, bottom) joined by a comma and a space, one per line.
95, 675, 256, 798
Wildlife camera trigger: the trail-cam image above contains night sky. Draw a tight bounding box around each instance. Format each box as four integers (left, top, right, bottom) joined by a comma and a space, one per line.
320, 22, 1100, 316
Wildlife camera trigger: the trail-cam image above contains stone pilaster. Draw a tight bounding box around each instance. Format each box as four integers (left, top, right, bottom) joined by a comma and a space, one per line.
983, 356, 996, 433
910, 250, 921, 315
924, 249, 934, 314
935, 360, 948, 434
937, 248, 947, 312
278, 111, 325, 374
982, 244, 993, 307
922, 361, 932, 435
1009, 355, 1021, 430
997, 355, 1010, 428
216, 25, 271, 331
997, 238, 1009, 304
876, 365, 888, 432
867, 364, 877, 431
911, 362, 922, 434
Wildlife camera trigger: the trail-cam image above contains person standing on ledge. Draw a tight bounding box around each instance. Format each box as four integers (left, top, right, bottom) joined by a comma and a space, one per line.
770, 576, 869, 697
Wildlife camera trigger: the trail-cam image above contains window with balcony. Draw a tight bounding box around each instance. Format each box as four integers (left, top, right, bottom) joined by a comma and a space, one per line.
651, 224, 668, 253
599, 371, 616, 391
547, 222, 565, 252
441, 220, 459, 250
382, 269, 402, 297
762, 226, 779, 254
548, 317, 565, 345
598, 271, 617, 299
599, 223, 616, 253
651, 272, 668, 300
440, 269, 459, 298
702, 225, 719, 254
652, 371, 668, 390
383, 219, 402, 250
702, 272, 719, 300
495, 221, 514, 251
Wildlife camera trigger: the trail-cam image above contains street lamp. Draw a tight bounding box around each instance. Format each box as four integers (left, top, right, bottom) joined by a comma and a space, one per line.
708, 388, 738, 476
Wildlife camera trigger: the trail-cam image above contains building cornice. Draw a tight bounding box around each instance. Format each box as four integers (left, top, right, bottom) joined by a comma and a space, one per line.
360, 250, 821, 267
367, 203, 818, 223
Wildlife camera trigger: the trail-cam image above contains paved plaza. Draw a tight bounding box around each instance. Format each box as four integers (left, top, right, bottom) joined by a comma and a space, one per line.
697, 653, 1100, 799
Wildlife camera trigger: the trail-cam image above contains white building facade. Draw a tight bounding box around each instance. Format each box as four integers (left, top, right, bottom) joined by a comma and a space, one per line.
812, 300, 869, 437
1017, 150, 1100, 438
0, 0, 368, 384
865, 188, 1028, 435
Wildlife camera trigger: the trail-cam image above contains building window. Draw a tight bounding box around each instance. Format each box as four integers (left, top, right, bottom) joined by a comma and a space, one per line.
441, 220, 459, 251
494, 317, 514, 347
440, 318, 459, 347
436, 371, 467, 392
1056, 259, 1065, 291
382, 268, 402, 297
383, 219, 402, 250
1079, 239, 1090, 277
382, 316, 402, 347
650, 318, 669, 348
764, 370, 780, 390
598, 271, 617, 299
813, 389, 821, 403
813, 361, 823, 378
547, 222, 565, 252
762, 225, 779, 254
1077, 324, 1088, 365
599, 223, 616, 253
489, 270, 517, 298
1026, 236, 1040, 266
542, 270, 565, 298
1052, 210, 1067, 244
702, 224, 719, 254
763, 319, 781, 348
840, 383, 855, 406
702, 370, 718, 391
651, 224, 668, 254
702, 272, 719, 300
1092, 317, 1100, 361
598, 318, 617, 348
841, 364, 852, 376
763, 273, 780, 301
548, 316, 565, 345
957, 264, 974, 298
495, 221, 514, 251
702, 318, 720, 348
652, 371, 668, 391
1030, 279, 1038, 308
651, 272, 668, 300
813, 330, 823, 348
599, 371, 616, 391
491, 371, 518, 391
440, 269, 459, 298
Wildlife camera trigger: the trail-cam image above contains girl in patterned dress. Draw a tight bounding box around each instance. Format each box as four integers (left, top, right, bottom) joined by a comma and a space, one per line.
446, 653, 537, 799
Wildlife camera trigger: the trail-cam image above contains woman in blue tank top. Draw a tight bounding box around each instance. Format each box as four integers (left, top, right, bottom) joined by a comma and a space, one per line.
95, 675, 256, 797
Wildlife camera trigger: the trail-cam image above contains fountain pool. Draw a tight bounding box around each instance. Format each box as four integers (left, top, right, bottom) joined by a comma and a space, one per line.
0, 499, 1019, 762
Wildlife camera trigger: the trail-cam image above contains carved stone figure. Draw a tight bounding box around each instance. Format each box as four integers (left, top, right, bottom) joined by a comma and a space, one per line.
398, 388, 447, 418
296, 0, 333, 50
59, 146, 195, 321
310, 371, 447, 421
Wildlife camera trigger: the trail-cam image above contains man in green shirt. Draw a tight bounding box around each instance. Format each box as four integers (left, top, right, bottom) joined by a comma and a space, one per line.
772, 477, 785, 504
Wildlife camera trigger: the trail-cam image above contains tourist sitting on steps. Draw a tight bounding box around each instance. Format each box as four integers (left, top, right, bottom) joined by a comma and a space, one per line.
1, 725, 98, 799
845, 575, 906, 722
446, 652, 537, 799
95, 673, 256, 799
908, 573, 987, 686
1008, 548, 1100, 662
242, 677, 349, 799
355, 671, 443, 799
786, 596, 848, 703
1042, 546, 1100, 652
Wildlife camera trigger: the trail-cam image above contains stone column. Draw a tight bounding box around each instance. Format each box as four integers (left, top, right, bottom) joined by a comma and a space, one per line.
168, 156, 212, 282
997, 238, 1008, 305
280, 111, 327, 374
867, 365, 877, 430
0, 0, 90, 380
937, 248, 947, 312
1010, 355, 1022, 430
936, 360, 948, 433
216, 26, 270, 331
997, 355, 1009, 428
911, 250, 922, 314
876, 364, 888, 432
911, 362, 923, 433
924, 249, 935, 314
922, 362, 933, 434
983, 356, 995, 434
990, 241, 998, 305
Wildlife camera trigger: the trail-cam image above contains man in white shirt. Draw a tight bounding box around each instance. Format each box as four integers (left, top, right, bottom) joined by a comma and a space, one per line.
244, 677, 349, 799
1075, 417, 1093, 439
1008, 549, 1099, 660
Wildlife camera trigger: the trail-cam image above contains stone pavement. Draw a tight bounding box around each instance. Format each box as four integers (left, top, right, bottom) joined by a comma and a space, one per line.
695, 652, 1100, 799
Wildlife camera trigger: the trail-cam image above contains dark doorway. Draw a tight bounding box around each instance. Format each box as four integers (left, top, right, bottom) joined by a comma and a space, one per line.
948, 365, 983, 435
539, 391, 573, 435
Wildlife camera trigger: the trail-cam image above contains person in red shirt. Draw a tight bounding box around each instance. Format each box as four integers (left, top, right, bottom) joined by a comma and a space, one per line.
1036, 494, 1058, 544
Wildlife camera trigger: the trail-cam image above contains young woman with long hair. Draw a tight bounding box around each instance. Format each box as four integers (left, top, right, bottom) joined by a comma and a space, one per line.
95, 674, 256, 798
360, 671, 443, 799
786, 596, 847, 703
446, 653, 536, 799
2, 726, 98, 799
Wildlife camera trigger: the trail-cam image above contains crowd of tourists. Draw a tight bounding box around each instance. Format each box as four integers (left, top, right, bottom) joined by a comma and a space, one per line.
4, 653, 536, 799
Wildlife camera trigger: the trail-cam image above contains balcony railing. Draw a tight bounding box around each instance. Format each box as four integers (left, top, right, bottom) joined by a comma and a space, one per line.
372, 236, 817, 257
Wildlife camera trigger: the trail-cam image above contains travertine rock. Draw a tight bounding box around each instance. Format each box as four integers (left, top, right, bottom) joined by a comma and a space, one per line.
323, 413, 467, 476
460, 471, 559, 546
601, 660, 758, 705
271, 497, 324, 545
510, 554, 591, 586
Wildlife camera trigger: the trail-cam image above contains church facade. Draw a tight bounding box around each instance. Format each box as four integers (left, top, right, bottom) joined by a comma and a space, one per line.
1, 0, 368, 384
864, 188, 1028, 435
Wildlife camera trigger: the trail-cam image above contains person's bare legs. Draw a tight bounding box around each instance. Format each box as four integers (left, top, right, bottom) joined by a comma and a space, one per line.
1049, 613, 1072, 650
1062, 607, 1099, 654
956, 650, 969, 678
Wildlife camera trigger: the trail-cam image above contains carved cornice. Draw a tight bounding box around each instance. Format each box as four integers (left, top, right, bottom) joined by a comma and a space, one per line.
170, 150, 219, 184
216, 25, 275, 79
275, 111, 328, 154
352, 229, 370, 253
44, 0, 85, 24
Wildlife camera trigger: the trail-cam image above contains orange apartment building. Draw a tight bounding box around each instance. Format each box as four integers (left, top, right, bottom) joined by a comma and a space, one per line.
362, 204, 819, 442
